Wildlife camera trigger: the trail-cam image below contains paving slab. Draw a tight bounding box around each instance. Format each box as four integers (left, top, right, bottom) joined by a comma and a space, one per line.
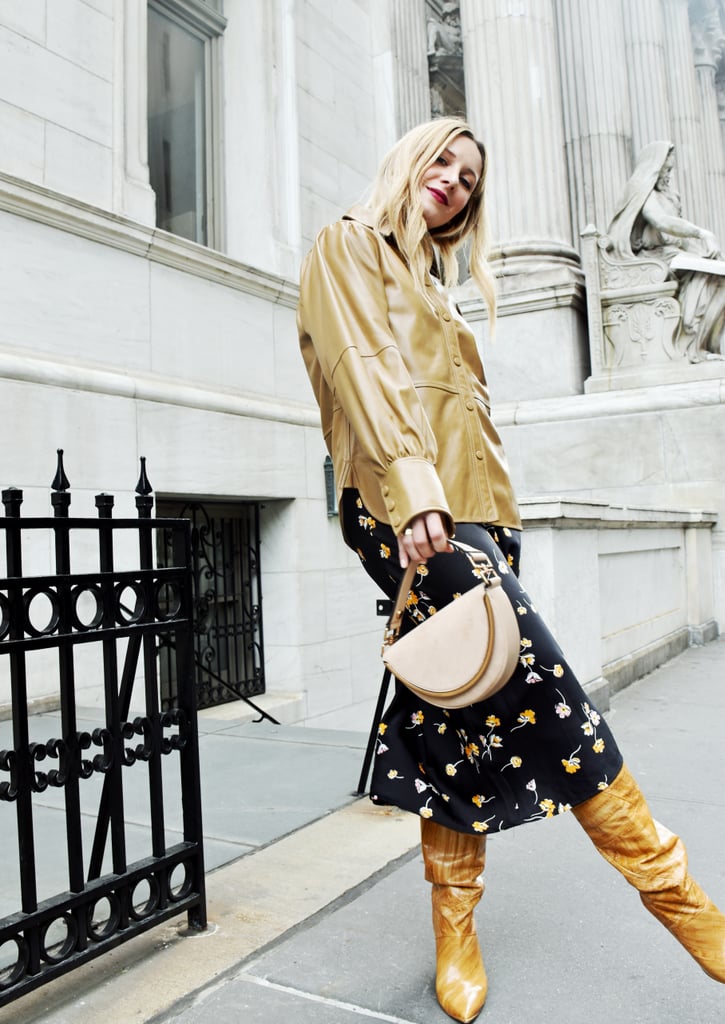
3, 639, 725, 1024
158, 638, 725, 1024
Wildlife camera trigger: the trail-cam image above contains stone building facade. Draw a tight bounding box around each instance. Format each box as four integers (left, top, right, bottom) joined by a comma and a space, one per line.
0, 0, 723, 724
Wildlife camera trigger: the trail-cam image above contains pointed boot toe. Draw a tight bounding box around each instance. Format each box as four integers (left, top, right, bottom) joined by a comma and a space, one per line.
435, 934, 488, 1022
642, 885, 725, 983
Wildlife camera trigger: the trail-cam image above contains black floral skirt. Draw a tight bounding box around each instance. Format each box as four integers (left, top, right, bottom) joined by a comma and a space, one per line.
340, 489, 623, 836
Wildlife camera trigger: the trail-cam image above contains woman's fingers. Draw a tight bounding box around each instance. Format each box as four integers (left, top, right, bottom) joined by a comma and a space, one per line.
397, 512, 452, 567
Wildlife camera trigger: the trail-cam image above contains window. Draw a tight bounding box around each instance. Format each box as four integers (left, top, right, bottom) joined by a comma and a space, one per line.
147, 0, 226, 246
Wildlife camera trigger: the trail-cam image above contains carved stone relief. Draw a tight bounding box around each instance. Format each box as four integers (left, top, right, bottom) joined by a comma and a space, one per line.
426, 0, 466, 118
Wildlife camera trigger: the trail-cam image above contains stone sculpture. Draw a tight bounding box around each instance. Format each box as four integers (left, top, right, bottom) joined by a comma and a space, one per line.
606, 141, 725, 362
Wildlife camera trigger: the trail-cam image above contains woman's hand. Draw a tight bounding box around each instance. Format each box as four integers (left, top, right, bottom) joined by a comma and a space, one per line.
398, 511, 453, 568
699, 229, 721, 258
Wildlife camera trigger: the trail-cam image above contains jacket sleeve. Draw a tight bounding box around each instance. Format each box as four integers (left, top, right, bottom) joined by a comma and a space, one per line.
298, 219, 453, 535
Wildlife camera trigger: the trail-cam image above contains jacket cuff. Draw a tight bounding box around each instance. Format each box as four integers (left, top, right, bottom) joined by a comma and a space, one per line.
381, 458, 454, 537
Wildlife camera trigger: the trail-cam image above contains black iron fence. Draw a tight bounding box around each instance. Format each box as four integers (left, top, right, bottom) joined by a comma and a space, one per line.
0, 454, 206, 1005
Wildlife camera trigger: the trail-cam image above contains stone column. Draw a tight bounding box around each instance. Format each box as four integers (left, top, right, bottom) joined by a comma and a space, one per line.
622, 0, 673, 152
690, 0, 725, 242
458, 1, 588, 402
459, 0, 573, 252
390, 0, 430, 136
555, 0, 632, 236
660, 0, 711, 228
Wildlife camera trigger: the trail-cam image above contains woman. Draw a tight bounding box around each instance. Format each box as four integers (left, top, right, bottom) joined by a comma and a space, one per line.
607, 140, 725, 360
297, 118, 725, 1022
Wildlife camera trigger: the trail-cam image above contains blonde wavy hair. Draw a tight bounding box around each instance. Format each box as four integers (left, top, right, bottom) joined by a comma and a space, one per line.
367, 117, 497, 326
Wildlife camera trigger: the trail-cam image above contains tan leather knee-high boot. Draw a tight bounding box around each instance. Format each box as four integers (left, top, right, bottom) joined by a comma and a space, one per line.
420, 818, 488, 1022
573, 764, 725, 982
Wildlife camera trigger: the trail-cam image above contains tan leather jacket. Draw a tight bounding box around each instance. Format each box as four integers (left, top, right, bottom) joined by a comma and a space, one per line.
297, 206, 521, 535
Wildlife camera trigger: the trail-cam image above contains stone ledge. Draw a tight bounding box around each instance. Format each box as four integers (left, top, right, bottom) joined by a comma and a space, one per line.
520, 496, 718, 529
0, 172, 299, 309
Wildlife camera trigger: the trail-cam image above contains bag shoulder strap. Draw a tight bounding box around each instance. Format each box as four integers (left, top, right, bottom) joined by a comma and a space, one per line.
383, 539, 499, 648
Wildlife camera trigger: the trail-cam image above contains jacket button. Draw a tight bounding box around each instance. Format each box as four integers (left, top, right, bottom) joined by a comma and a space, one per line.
466, 400, 474, 411
442, 312, 451, 322
387, 499, 395, 511
475, 450, 484, 460
393, 516, 401, 527
382, 485, 389, 496
453, 356, 462, 366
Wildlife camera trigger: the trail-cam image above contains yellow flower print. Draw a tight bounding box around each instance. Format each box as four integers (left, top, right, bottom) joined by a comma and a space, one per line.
597, 779, 609, 791
355, 497, 363, 509
465, 742, 480, 759
558, 802, 572, 813
378, 722, 388, 735
501, 756, 522, 771
436, 722, 447, 735
387, 769, 403, 779
507, 554, 514, 567
516, 604, 528, 616
472, 794, 485, 807
411, 711, 424, 725
539, 798, 556, 818
497, 560, 510, 575
553, 664, 564, 678
485, 715, 501, 728
442, 794, 451, 802
490, 734, 503, 749
581, 721, 594, 736
520, 638, 533, 649
472, 821, 490, 833
561, 745, 582, 774
379, 543, 391, 559
419, 806, 433, 818
453, 592, 462, 599
417, 564, 429, 577
446, 761, 463, 776
427, 606, 437, 615
593, 738, 605, 753
512, 709, 536, 731
406, 591, 419, 607
520, 654, 535, 667
503, 527, 512, 537
366, 517, 376, 529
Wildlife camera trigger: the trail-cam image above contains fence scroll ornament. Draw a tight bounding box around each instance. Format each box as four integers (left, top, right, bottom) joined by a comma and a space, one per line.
0, 452, 206, 1005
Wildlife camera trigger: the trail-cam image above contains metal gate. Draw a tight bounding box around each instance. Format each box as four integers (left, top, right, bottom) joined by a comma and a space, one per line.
156, 500, 265, 712
0, 454, 206, 1006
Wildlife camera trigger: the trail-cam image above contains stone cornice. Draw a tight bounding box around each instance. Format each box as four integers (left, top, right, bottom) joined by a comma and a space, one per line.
519, 495, 718, 528
0, 347, 319, 428
495, 376, 725, 426
0, 172, 300, 308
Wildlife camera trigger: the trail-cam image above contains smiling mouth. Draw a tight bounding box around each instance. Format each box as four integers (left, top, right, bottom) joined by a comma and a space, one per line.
427, 187, 448, 206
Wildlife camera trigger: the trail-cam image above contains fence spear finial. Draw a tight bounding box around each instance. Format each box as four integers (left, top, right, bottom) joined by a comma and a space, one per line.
135, 456, 153, 497
52, 449, 70, 492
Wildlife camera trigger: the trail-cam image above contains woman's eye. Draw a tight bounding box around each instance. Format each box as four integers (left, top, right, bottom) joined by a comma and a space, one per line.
461, 177, 472, 190
436, 156, 447, 165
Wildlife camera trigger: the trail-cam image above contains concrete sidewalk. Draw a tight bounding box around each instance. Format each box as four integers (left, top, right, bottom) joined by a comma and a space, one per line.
5, 639, 725, 1024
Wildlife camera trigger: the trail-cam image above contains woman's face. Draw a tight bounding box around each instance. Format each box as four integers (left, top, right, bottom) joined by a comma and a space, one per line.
656, 152, 675, 190
419, 134, 483, 230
